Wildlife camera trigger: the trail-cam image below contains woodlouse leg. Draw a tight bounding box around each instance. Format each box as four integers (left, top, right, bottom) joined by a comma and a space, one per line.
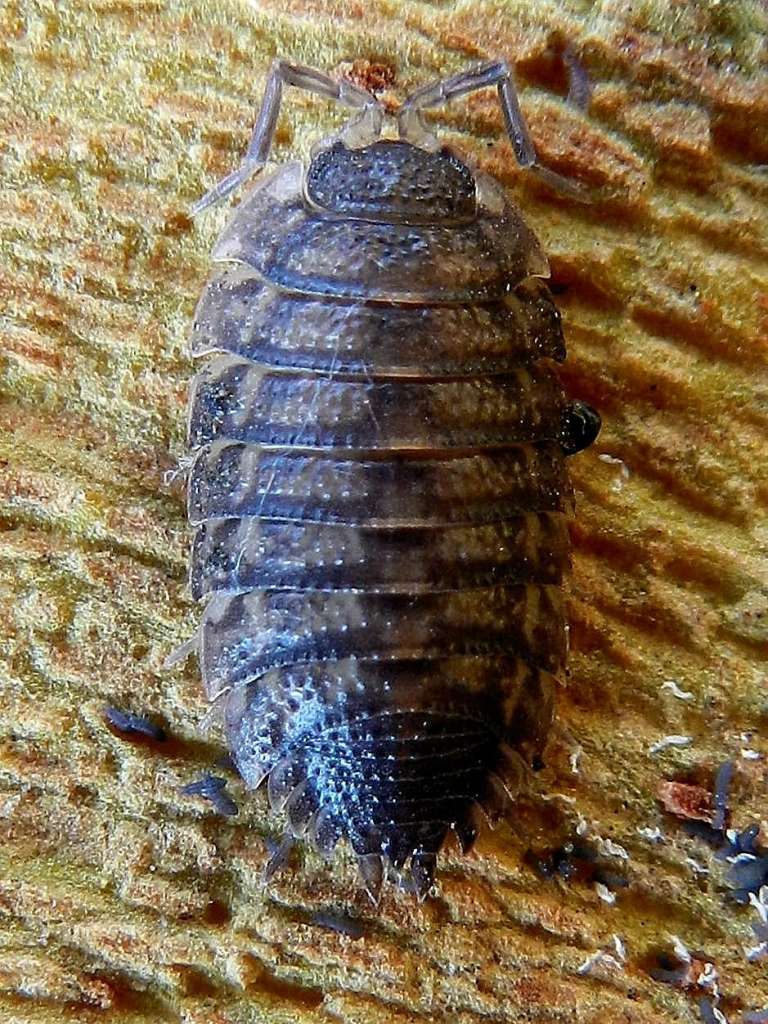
179, 774, 238, 817
357, 853, 384, 905
398, 59, 590, 201
162, 633, 199, 669
262, 835, 296, 883
191, 59, 381, 216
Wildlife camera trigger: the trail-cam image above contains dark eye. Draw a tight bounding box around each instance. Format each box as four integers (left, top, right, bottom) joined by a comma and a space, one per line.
560, 400, 602, 455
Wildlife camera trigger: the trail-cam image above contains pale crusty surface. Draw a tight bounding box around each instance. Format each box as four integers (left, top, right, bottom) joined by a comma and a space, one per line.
1, 1, 768, 1022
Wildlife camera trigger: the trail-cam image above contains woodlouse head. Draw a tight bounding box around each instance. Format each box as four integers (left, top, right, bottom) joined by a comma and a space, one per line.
305, 140, 477, 223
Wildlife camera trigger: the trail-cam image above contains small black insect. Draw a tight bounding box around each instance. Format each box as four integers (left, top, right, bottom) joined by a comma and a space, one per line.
104, 705, 167, 743
180, 58, 600, 900
309, 909, 366, 940
180, 774, 239, 817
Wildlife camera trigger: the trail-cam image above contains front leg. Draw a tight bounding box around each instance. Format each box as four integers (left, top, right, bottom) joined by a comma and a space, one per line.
398, 58, 591, 201
192, 59, 380, 216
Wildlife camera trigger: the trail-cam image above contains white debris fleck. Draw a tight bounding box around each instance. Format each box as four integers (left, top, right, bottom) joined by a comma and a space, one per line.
576, 814, 589, 837
595, 837, 630, 860
649, 734, 692, 755
745, 893, 768, 966
577, 950, 622, 975
569, 745, 583, 774
595, 882, 616, 904
700, 1002, 728, 1024
162, 455, 193, 487
749, 887, 768, 925
577, 935, 626, 976
671, 934, 693, 963
540, 792, 577, 805
685, 857, 709, 875
731, 852, 758, 867
637, 826, 665, 843
598, 453, 630, 492
0, 793, 21, 818
741, 748, 761, 760
697, 960, 719, 995
660, 679, 695, 701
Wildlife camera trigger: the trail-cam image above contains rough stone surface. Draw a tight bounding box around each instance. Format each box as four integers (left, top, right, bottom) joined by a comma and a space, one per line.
1, 1, 767, 1021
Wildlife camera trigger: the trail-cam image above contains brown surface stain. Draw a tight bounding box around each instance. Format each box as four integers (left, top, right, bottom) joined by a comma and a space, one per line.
657, 780, 714, 823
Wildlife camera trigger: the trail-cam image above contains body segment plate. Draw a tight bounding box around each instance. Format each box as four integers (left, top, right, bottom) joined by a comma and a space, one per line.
190, 512, 569, 598
187, 357, 566, 450
187, 442, 573, 527
199, 585, 566, 695
212, 163, 548, 302
190, 269, 565, 375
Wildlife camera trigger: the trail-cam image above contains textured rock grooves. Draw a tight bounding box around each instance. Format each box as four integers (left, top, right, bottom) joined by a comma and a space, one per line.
187, 142, 570, 898
0, 1, 767, 1022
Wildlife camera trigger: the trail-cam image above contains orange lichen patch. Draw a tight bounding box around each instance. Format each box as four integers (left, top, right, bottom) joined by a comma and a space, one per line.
593, 86, 714, 164
436, 7, 550, 66
0, 189, 86, 241
119, 875, 213, 918
437, 875, 508, 924
657, 780, 713, 823
258, 0, 366, 19
0, 953, 116, 1008
0, 115, 75, 164
0, 326, 64, 372
140, 88, 247, 127
94, 180, 173, 226
336, 58, 396, 95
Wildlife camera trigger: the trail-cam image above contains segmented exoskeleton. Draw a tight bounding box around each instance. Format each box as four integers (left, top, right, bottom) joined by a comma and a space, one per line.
183, 59, 600, 900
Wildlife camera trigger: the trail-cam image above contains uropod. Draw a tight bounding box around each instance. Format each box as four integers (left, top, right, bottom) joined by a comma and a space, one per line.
182, 58, 601, 901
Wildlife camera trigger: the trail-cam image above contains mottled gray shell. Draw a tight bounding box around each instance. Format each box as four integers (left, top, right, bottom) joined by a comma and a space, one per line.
186, 139, 582, 898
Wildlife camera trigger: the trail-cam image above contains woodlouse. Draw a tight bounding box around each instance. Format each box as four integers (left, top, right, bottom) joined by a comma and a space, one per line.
180, 58, 601, 900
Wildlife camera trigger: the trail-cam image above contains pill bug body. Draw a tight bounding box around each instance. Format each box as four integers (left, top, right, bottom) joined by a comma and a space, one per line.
184, 60, 600, 899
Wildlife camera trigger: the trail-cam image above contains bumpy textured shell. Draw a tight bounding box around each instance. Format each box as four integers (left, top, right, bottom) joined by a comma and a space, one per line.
187, 140, 574, 896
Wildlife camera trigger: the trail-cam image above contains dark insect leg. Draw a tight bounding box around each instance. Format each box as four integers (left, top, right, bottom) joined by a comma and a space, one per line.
262, 835, 296, 882
560, 399, 601, 455
357, 853, 384, 905
180, 774, 238, 817
712, 759, 734, 832
562, 44, 592, 113
192, 59, 381, 215
410, 851, 437, 902
397, 59, 590, 201
452, 811, 480, 855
